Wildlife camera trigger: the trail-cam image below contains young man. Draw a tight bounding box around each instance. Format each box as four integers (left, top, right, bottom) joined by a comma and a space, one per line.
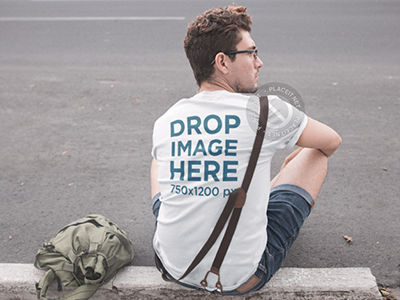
150, 5, 341, 295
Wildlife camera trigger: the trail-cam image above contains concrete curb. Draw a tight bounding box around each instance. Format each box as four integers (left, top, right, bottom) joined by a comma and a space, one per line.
0, 264, 382, 299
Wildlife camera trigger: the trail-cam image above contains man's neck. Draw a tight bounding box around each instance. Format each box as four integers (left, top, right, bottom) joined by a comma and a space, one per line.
199, 78, 235, 93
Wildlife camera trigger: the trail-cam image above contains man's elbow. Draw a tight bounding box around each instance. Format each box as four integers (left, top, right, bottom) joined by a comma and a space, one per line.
324, 133, 342, 157
333, 133, 342, 150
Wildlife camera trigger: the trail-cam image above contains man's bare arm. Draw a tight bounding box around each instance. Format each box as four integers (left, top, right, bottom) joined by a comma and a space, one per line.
296, 117, 342, 157
151, 158, 161, 199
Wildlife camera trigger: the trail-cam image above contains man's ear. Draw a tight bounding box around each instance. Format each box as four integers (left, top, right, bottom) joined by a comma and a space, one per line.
214, 53, 230, 75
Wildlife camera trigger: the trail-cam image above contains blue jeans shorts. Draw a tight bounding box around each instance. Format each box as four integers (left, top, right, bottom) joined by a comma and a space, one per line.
151, 183, 314, 295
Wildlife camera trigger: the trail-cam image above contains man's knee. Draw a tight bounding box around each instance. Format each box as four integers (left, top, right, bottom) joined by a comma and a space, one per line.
303, 148, 328, 171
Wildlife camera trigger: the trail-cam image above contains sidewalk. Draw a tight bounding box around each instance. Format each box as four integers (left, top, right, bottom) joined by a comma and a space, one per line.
0, 264, 382, 299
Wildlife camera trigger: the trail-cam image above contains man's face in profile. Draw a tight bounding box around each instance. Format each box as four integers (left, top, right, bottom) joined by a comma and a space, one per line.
227, 30, 263, 94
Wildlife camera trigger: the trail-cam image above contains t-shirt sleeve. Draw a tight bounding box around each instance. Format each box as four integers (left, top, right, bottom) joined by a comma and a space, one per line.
266, 96, 308, 151
151, 117, 168, 161
284, 113, 308, 149
151, 121, 159, 160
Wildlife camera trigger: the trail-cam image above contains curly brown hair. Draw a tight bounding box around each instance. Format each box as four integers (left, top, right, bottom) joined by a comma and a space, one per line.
184, 6, 252, 86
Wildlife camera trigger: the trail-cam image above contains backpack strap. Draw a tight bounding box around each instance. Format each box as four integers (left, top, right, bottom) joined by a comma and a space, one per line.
35, 269, 58, 299
35, 269, 101, 300
157, 96, 269, 291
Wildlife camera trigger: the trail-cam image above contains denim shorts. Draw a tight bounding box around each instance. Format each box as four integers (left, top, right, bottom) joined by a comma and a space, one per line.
151, 183, 314, 295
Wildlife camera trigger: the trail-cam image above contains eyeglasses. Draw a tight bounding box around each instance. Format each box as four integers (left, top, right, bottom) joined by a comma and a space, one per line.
211, 47, 258, 65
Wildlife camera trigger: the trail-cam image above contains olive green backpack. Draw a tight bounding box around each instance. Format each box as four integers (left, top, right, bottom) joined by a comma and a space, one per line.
34, 214, 134, 300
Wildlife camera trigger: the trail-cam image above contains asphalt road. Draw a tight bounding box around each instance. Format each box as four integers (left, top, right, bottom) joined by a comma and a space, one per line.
1, 0, 399, 288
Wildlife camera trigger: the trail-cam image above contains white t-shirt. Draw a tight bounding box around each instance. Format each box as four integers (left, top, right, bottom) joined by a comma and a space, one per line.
151, 90, 307, 291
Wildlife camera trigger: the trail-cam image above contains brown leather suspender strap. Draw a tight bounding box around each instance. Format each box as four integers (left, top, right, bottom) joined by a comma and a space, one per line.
241, 96, 270, 191
200, 96, 269, 291
156, 96, 269, 291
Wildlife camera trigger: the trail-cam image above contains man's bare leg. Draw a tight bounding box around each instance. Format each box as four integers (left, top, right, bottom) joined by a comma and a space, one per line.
270, 147, 328, 201
270, 147, 304, 188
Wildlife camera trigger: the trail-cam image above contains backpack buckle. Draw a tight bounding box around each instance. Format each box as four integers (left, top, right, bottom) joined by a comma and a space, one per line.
42, 242, 54, 248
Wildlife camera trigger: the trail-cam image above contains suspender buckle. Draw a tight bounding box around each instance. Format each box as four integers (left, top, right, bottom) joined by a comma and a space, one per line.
200, 267, 223, 292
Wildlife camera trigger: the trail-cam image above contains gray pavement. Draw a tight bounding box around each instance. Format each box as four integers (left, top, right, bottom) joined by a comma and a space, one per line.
1, 0, 399, 292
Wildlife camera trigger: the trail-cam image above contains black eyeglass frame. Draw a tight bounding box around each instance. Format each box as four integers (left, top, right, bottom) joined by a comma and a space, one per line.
210, 48, 258, 65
